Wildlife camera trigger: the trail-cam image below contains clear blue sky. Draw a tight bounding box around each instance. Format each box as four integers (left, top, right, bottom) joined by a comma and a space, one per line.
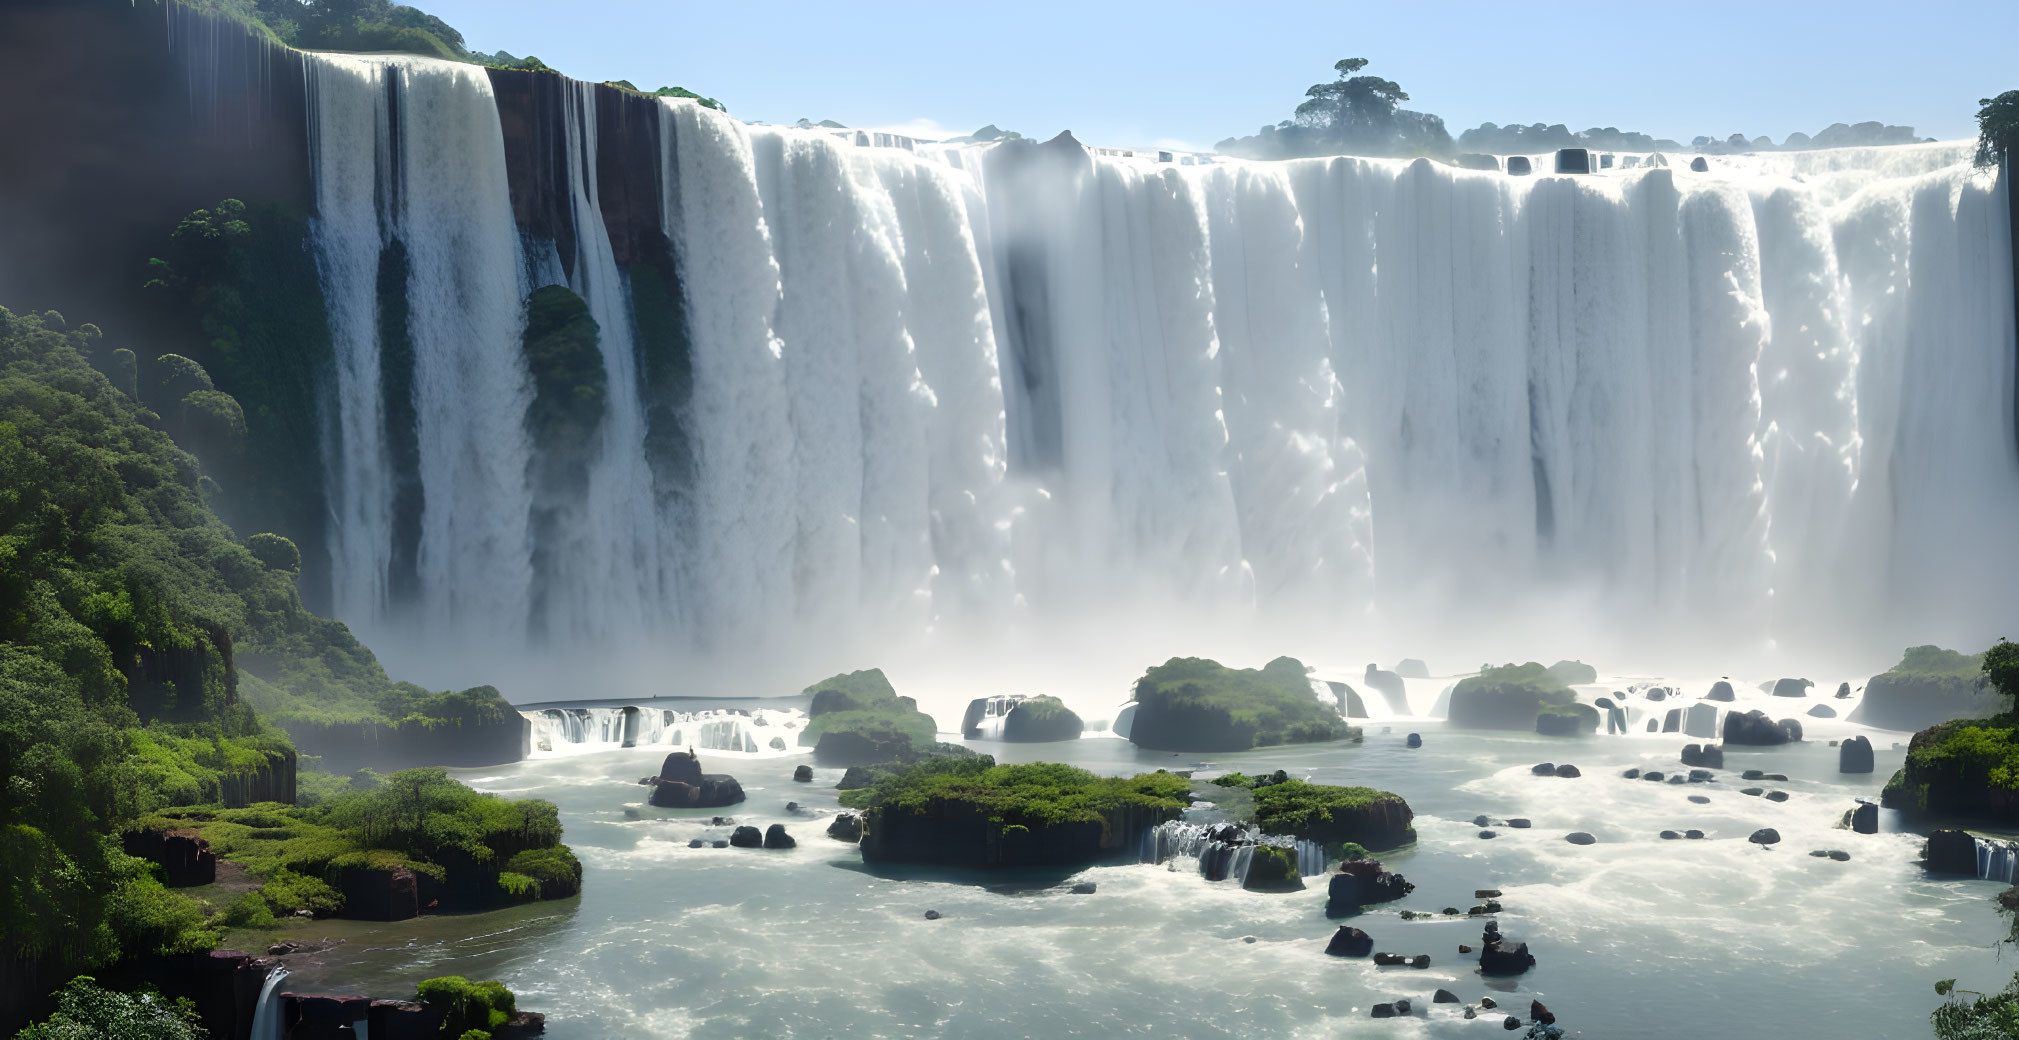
419, 0, 2015, 150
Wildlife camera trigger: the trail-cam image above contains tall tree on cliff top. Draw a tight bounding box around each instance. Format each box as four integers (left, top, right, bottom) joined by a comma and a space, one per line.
1976, 90, 2019, 169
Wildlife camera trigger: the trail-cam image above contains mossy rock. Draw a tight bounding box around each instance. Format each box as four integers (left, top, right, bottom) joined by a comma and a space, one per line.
1001, 696, 1085, 742
1241, 844, 1304, 892
1448, 663, 1575, 730
1251, 779, 1415, 852
1127, 656, 1354, 752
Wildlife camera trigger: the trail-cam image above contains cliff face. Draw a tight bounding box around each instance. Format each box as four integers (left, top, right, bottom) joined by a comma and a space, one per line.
860, 799, 1178, 868
1447, 685, 1548, 729
1850, 673, 2004, 733
1881, 718, 2019, 822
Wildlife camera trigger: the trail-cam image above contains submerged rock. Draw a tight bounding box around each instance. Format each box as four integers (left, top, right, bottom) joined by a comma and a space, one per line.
1506, 818, 1531, 829
923, 909, 942, 920
1765, 790, 1790, 803
1069, 881, 1096, 894
1689, 795, 1711, 804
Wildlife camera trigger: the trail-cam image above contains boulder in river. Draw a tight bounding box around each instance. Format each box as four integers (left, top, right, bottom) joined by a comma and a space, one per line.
827, 811, 864, 843
1324, 926, 1374, 956
1772, 677, 1814, 698
1565, 832, 1596, 845
1479, 932, 1536, 975
729, 825, 764, 848
1690, 156, 1711, 172
1554, 763, 1582, 778
763, 823, 796, 849
1926, 829, 1979, 874
1685, 829, 1705, 839
1705, 680, 1736, 702
1723, 709, 1800, 745
793, 764, 813, 782
1749, 827, 1782, 847
1507, 818, 1531, 828
1681, 743, 1724, 769
1663, 708, 1682, 732
646, 752, 748, 809
1530, 1000, 1556, 1025
1406, 732, 1422, 748
1839, 735, 1874, 774
1327, 861, 1414, 915
1689, 794, 1711, 804
1850, 801, 1878, 834
1765, 790, 1790, 802
1531, 762, 1556, 776
1807, 704, 1837, 718
1435, 988, 1459, 1003
1837, 682, 1854, 698
1070, 881, 1097, 894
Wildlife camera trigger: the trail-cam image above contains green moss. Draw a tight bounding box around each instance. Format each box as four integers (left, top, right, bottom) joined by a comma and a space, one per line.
522, 285, 606, 455
847, 758, 1190, 830
797, 668, 938, 753
1127, 656, 1355, 751
244, 533, 300, 574
1250, 779, 1415, 850
1241, 844, 1302, 891
804, 668, 899, 716
416, 976, 517, 1036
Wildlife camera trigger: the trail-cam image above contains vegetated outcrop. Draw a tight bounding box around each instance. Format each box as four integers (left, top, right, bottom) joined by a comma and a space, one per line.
1126, 657, 1357, 752
1249, 779, 1415, 852
644, 750, 746, 808
1545, 660, 1598, 686
843, 758, 1189, 868
1325, 859, 1414, 916
798, 668, 941, 765
275, 685, 530, 772
960, 694, 1085, 742
1850, 646, 2003, 732
1240, 845, 1304, 892
1882, 720, 2019, 822
1447, 662, 1578, 731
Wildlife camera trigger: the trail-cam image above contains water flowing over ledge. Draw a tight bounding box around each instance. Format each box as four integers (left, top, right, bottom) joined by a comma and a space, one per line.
288, 52, 2016, 684
1140, 820, 1327, 882
523, 706, 808, 757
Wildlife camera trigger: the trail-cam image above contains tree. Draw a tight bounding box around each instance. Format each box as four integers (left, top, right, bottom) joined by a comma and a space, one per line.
1985, 640, 2019, 709
1295, 58, 1411, 142
1978, 90, 2019, 169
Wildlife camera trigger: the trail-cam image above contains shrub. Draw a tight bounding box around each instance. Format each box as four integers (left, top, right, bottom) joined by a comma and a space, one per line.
14, 977, 205, 1040
416, 976, 516, 1036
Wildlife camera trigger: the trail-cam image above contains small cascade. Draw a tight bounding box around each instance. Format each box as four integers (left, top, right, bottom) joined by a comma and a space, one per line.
520, 706, 807, 756
1977, 837, 2019, 883
1139, 820, 1325, 884
249, 967, 288, 1040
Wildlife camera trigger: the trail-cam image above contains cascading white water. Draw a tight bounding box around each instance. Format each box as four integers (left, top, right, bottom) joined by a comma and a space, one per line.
302, 58, 2017, 687
1139, 820, 1326, 882
523, 705, 808, 756
248, 966, 287, 1040
1976, 836, 2018, 883
308, 55, 534, 657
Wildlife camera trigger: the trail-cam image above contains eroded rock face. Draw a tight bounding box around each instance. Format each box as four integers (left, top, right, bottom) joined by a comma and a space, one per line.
1850, 802, 1879, 834
1326, 861, 1414, 916
1927, 829, 1978, 873
827, 812, 864, 843
1723, 710, 1800, 745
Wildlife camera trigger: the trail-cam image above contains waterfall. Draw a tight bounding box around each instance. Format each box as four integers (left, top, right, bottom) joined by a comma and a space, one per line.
1140, 820, 1325, 883
522, 705, 807, 756
295, 59, 2018, 681
1977, 837, 2019, 883
248, 966, 287, 1040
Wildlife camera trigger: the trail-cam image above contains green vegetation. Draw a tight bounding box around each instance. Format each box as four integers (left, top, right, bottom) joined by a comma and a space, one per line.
799, 669, 938, 756
134, 768, 578, 913
416, 975, 517, 1038
1000, 696, 1084, 742
1216, 57, 1452, 159
12, 977, 206, 1040
1978, 90, 2019, 169
1241, 844, 1302, 892
164, 0, 723, 109
522, 285, 606, 454
1545, 660, 1597, 686
1447, 662, 1577, 730
841, 758, 1189, 827
1250, 780, 1416, 851
1889, 645, 1990, 680
1126, 656, 1356, 752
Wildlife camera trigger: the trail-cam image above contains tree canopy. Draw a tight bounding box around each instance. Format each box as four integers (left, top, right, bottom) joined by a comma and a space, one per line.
1978, 90, 2019, 168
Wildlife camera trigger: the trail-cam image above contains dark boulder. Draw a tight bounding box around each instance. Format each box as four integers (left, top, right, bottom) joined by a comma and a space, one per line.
763, 824, 796, 849
1643, 771, 1666, 782
1660, 830, 1681, 839
1681, 743, 1723, 769
1743, 769, 1765, 780
1663, 708, 1682, 732
646, 752, 746, 809
1530, 1000, 1556, 1025
1689, 769, 1713, 783
1325, 926, 1374, 956
1070, 881, 1096, 894
1623, 768, 1641, 779
1326, 862, 1413, 915
1723, 710, 1799, 745
1772, 678, 1813, 698
1506, 156, 1533, 175
1531, 762, 1557, 776
1749, 828, 1782, 847
1807, 704, 1837, 718
1742, 787, 1764, 796
924, 909, 942, 920
1765, 790, 1790, 803
1479, 830, 1498, 839
1850, 802, 1878, 834
1685, 829, 1705, 839
1371, 1004, 1399, 1018
1507, 818, 1531, 828
1837, 682, 1853, 698
1554, 764, 1581, 778
1565, 832, 1596, 845
1555, 147, 1593, 174
1689, 795, 1710, 804
1690, 156, 1711, 172
1504, 1017, 1522, 1030
1479, 934, 1536, 975
1406, 732, 1422, 748
1927, 829, 1979, 874
1435, 988, 1459, 1003
1840, 735, 1874, 774
1706, 680, 1736, 701
729, 826, 763, 848
1830, 850, 1851, 861
793, 764, 813, 782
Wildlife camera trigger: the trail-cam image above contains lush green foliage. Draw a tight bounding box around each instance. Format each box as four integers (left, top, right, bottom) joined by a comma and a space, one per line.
1888, 645, 1990, 680
1545, 660, 1597, 685
1217, 57, 1452, 159
1128, 657, 1354, 750
798, 668, 937, 749
1932, 971, 2019, 1038
416, 975, 516, 1037
840, 758, 1189, 831
136, 768, 572, 916
1250, 780, 1403, 838
12, 976, 206, 1040
1454, 662, 1576, 702
1978, 90, 2019, 169
522, 285, 606, 456
1985, 641, 2019, 707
